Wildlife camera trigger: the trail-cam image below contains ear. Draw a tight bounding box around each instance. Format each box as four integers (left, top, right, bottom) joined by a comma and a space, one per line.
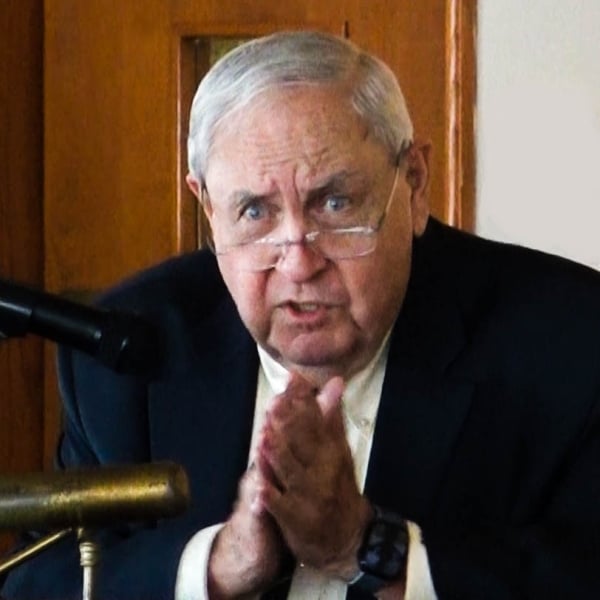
186, 172, 213, 220
406, 140, 431, 237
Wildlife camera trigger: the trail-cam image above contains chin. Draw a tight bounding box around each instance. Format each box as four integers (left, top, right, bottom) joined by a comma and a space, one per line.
273, 331, 362, 372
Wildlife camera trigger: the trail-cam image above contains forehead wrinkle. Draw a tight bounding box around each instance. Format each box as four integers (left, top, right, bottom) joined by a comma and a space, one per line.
207, 86, 386, 206
245, 103, 360, 181
243, 139, 342, 200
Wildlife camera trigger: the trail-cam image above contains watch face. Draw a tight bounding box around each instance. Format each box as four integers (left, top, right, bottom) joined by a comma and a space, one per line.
360, 519, 408, 580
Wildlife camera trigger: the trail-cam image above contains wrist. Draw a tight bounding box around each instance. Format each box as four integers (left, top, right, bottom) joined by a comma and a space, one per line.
207, 524, 282, 599
349, 504, 409, 595
321, 496, 374, 581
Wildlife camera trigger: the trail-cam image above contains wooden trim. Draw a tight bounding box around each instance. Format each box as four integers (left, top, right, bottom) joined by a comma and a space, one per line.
176, 37, 202, 253
0, 0, 44, 471
446, 0, 477, 231
0, 0, 44, 552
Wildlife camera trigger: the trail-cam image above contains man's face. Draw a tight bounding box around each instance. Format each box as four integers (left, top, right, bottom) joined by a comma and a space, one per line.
192, 85, 429, 383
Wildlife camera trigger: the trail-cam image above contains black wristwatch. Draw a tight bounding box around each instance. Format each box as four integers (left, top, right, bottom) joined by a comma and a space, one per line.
350, 504, 409, 594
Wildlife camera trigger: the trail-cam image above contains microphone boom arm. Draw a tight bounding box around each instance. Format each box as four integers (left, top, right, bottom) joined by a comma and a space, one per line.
0, 277, 161, 376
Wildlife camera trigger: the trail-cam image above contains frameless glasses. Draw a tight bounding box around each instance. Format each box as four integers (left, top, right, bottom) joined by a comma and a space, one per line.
203, 162, 402, 272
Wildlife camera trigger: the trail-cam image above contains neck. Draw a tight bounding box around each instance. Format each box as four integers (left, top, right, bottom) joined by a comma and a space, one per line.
259, 329, 394, 390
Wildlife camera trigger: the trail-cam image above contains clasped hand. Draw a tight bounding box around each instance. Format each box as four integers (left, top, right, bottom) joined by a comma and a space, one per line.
208, 373, 372, 598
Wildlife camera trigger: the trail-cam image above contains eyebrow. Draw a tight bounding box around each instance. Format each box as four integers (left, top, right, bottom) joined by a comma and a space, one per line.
307, 170, 367, 201
228, 190, 269, 213
226, 169, 371, 210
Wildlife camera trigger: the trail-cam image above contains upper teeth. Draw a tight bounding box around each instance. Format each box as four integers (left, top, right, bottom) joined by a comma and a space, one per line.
296, 303, 318, 312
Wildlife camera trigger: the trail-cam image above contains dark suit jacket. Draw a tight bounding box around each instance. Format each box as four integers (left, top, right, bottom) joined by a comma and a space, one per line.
3, 218, 600, 599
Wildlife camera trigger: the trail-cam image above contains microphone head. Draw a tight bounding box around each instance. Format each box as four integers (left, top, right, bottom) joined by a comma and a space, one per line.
98, 311, 163, 377
0, 276, 163, 377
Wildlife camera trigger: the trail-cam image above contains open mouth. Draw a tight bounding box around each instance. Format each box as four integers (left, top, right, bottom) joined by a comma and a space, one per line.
289, 302, 320, 313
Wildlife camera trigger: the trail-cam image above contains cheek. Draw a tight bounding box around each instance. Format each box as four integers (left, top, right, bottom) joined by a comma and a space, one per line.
336, 263, 389, 327
342, 224, 413, 329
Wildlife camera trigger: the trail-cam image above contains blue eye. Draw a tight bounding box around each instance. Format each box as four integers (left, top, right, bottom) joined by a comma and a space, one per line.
241, 202, 266, 221
324, 195, 351, 212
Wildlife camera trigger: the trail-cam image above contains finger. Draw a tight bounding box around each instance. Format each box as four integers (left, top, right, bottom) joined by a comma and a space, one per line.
265, 407, 320, 464
277, 372, 317, 407
316, 376, 344, 414
268, 372, 319, 421
258, 422, 306, 490
254, 450, 286, 515
265, 378, 323, 464
286, 371, 318, 394
237, 464, 267, 516
254, 445, 280, 489
316, 376, 345, 434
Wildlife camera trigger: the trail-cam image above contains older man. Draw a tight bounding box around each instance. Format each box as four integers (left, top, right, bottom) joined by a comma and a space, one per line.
3, 31, 600, 600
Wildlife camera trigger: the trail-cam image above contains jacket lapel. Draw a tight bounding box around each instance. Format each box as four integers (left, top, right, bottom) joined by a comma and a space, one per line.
147, 296, 259, 525
365, 225, 475, 523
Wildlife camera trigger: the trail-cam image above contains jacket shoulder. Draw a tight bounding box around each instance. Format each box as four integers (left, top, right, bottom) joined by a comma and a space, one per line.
423, 218, 600, 313
422, 220, 600, 384
96, 250, 227, 316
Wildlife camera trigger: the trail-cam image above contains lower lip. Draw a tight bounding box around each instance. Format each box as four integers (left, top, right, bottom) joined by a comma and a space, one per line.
282, 303, 330, 324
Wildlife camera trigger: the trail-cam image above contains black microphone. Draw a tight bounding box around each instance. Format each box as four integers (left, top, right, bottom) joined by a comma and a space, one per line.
0, 277, 160, 376
0, 462, 190, 530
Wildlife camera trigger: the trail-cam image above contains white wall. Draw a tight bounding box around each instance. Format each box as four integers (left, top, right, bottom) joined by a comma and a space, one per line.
476, 0, 600, 270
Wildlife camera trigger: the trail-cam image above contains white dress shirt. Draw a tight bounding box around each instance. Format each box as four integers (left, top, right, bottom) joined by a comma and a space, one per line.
176, 336, 437, 599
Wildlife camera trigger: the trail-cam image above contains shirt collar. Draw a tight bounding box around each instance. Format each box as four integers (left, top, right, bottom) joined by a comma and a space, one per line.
256, 329, 393, 423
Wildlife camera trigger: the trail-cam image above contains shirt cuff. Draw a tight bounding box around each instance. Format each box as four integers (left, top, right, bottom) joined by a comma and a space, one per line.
175, 523, 224, 600
404, 521, 438, 600
174, 521, 437, 600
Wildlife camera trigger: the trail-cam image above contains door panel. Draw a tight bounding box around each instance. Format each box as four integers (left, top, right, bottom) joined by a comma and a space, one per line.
43, 0, 475, 463
0, 0, 44, 553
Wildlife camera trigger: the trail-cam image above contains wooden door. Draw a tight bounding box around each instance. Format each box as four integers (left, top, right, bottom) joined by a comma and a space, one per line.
42, 0, 476, 464
0, 0, 44, 552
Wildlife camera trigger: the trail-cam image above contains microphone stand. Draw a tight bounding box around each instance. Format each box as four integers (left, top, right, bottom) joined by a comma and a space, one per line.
0, 528, 73, 574
0, 462, 190, 600
0, 528, 99, 600
78, 529, 100, 600
0, 298, 178, 599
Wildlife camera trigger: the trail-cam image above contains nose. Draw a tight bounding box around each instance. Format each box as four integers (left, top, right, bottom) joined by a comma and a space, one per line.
271, 208, 327, 281
275, 238, 328, 282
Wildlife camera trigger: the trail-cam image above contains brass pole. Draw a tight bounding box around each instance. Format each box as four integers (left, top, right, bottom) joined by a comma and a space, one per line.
78, 529, 100, 600
0, 528, 73, 575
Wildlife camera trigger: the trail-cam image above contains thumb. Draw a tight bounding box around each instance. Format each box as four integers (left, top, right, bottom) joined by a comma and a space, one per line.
316, 376, 345, 420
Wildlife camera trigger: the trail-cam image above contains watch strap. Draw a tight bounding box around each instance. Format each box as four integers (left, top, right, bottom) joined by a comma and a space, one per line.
350, 505, 409, 594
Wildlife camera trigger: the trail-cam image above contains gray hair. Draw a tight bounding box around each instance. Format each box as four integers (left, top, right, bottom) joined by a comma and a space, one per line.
187, 30, 414, 182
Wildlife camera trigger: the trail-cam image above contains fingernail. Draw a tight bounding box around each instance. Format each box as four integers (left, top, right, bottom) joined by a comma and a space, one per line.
251, 497, 263, 514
